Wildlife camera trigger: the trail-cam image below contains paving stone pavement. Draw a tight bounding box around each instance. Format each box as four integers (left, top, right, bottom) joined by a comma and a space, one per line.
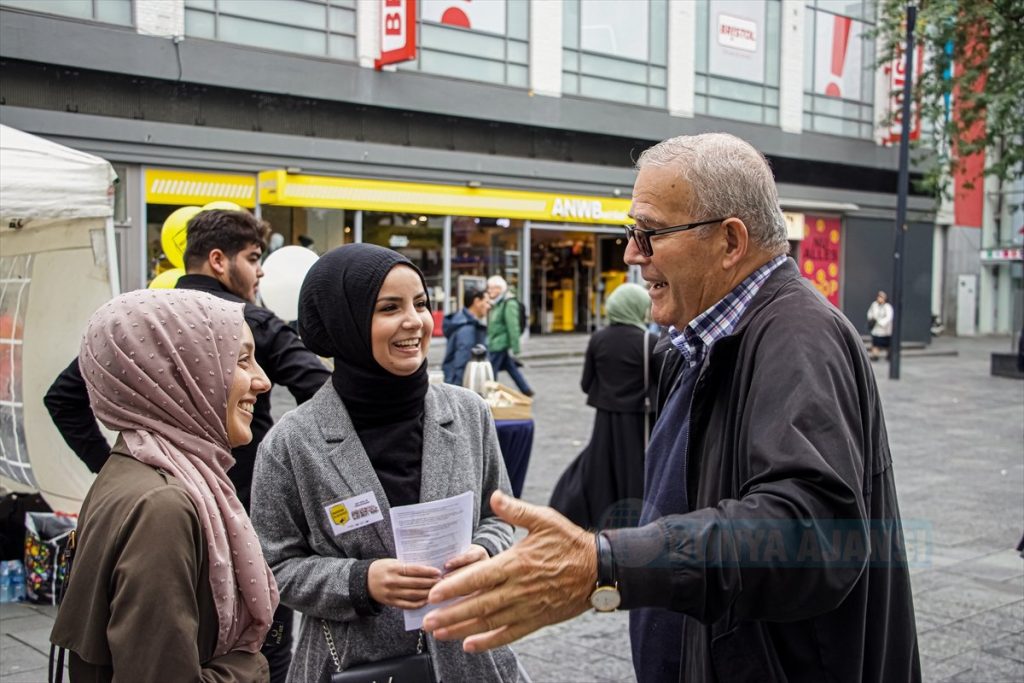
2, 334, 1021, 682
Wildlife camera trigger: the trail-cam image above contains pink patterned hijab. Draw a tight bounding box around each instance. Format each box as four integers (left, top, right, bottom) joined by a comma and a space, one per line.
79, 289, 278, 656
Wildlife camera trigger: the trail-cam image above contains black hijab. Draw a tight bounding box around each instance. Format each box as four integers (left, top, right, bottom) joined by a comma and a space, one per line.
299, 244, 430, 506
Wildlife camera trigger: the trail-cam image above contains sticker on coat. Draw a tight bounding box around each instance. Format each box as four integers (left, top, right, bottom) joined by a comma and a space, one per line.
324, 492, 384, 536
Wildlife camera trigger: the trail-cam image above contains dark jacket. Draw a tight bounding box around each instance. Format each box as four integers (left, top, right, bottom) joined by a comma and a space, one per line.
51, 440, 268, 682
606, 259, 921, 683
43, 274, 330, 509
581, 323, 657, 414
441, 308, 488, 386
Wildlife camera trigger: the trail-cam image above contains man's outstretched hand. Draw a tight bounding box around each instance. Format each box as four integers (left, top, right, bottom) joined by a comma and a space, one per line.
422, 490, 597, 652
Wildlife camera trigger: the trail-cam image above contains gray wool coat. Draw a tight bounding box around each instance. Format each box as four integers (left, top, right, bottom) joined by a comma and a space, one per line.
250, 382, 521, 683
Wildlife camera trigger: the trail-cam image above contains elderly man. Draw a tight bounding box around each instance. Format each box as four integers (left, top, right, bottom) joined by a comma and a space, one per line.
423, 133, 920, 682
486, 275, 533, 396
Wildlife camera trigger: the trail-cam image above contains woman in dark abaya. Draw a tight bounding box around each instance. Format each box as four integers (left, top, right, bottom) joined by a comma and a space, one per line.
549, 283, 655, 529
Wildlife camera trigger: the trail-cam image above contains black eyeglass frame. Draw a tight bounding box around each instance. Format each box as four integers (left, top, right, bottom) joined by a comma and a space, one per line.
623, 217, 728, 257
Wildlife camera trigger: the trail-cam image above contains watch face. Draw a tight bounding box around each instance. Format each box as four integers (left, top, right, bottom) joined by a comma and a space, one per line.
590, 586, 621, 612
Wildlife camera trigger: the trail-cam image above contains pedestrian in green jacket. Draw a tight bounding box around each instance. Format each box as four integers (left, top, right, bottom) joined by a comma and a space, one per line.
486, 276, 533, 396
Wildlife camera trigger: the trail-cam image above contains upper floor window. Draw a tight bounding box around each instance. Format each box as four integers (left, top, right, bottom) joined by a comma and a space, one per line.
803, 0, 876, 139
398, 0, 529, 88
184, 0, 357, 61
695, 0, 782, 126
562, 0, 668, 108
0, 0, 133, 25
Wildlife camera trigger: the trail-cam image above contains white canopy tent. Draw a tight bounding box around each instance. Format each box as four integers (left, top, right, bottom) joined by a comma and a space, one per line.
0, 124, 119, 514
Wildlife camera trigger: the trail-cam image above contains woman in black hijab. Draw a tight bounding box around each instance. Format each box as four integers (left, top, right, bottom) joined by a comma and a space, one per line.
251, 244, 524, 682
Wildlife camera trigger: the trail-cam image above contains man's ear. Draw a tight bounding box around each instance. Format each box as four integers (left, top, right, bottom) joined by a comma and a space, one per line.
207, 248, 229, 276
720, 218, 749, 270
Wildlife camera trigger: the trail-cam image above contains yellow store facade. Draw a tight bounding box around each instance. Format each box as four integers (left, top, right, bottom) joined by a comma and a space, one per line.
145, 167, 636, 333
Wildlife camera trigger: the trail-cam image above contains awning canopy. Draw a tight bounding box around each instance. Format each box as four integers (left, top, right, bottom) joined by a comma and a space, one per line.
0, 124, 116, 227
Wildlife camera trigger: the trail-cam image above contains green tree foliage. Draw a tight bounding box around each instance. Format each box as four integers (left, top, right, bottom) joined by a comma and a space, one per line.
875, 0, 1023, 196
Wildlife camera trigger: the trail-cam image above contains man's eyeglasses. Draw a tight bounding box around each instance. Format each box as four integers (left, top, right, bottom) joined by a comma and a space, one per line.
623, 218, 728, 257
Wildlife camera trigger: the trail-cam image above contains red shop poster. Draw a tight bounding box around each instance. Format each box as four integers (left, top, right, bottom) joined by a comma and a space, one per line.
800, 216, 841, 307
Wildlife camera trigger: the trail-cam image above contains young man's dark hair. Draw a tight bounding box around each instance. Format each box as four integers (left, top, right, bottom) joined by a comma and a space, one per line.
183, 210, 270, 270
464, 287, 487, 309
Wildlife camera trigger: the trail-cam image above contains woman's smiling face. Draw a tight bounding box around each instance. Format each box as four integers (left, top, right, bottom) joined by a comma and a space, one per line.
225, 323, 270, 447
371, 265, 433, 376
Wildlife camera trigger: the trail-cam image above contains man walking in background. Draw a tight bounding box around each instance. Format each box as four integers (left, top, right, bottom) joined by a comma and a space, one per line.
442, 287, 491, 386
44, 209, 330, 683
486, 275, 533, 396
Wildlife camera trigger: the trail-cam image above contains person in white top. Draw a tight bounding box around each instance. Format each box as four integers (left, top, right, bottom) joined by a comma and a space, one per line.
867, 290, 894, 361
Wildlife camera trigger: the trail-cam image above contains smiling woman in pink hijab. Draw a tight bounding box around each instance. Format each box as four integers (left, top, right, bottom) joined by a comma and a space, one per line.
50, 289, 278, 682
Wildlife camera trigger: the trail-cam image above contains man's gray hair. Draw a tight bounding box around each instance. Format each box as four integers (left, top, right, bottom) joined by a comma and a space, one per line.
487, 275, 508, 293
637, 133, 789, 254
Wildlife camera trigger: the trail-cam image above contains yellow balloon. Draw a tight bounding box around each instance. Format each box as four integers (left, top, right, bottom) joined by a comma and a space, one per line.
161, 206, 202, 269
201, 201, 243, 212
148, 267, 185, 290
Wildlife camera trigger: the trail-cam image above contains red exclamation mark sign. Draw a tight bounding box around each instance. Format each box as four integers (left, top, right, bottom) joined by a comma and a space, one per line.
825, 16, 852, 97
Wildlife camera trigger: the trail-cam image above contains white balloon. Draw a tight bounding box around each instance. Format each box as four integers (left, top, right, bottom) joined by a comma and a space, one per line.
259, 245, 319, 321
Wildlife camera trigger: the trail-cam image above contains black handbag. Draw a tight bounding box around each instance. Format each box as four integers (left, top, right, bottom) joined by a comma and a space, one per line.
323, 620, 438, 683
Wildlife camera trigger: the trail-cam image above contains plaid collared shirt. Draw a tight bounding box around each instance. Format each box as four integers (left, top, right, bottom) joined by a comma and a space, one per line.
668, 254, 788, 368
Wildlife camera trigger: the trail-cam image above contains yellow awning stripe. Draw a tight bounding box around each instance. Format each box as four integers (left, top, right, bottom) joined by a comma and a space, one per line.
145, 169, 257, 207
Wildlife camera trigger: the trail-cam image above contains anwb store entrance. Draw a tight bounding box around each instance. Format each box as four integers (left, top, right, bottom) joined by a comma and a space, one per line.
530, 224, 628, 333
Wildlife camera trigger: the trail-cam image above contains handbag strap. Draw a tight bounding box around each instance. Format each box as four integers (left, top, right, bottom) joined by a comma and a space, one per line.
322, 620, 426, 673
322, 619, 342, 673
48, 643, 66, 683
48, 529, 77, 683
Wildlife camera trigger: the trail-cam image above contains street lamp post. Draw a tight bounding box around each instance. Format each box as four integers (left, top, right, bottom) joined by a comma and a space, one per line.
890, 3, 917, 380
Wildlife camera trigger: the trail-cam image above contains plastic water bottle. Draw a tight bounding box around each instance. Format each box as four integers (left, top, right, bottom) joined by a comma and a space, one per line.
0, 561, 10, 603
9, 561, 26, 602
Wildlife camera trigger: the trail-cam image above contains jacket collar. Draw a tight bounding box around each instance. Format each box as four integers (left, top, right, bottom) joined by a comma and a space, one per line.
314, 382, 454, 443
651, 258, 799, 355
176, 273, 247, 305
729, 257, 801, 338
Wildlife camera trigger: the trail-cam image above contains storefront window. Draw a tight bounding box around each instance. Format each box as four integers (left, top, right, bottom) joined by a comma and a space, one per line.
450, 216, 523, 314
261, 206, 354, 256
562, 0, 668, 108
184, 0, 357, 61
145, 204, 349, 283
803, 0, 876, 138
0, 0, 133, 25
403, 0, 529, 87
531, 227, 625, 333
695, 0, 782, 126
146, 204, 181, 282
363, 212, 446, 310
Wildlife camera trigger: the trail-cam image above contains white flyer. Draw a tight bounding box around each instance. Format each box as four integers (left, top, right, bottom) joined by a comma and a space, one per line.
389, 490, 474, 630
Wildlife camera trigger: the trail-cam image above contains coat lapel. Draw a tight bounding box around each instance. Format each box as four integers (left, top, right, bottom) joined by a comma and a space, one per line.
418, 386, 458, 503
313, 388, 396, 556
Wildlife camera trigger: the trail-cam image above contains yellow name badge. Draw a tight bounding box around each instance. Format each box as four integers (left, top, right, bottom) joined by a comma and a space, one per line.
324, 492, 384, 536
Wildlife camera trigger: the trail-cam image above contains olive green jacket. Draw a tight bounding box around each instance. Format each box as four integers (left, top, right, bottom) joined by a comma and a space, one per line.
487, 294, 521, 354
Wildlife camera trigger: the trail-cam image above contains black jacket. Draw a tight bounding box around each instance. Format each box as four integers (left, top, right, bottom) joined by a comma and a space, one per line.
581, 323, 657, 414
605, 259, 921, 682
44, 274, 330, 510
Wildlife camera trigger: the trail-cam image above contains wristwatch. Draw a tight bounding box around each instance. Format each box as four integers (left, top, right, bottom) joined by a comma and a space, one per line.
589, 531, 621, 612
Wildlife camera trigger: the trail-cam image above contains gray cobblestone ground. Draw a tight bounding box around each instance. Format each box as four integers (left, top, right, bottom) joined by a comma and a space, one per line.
2, 334, 1021, 682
